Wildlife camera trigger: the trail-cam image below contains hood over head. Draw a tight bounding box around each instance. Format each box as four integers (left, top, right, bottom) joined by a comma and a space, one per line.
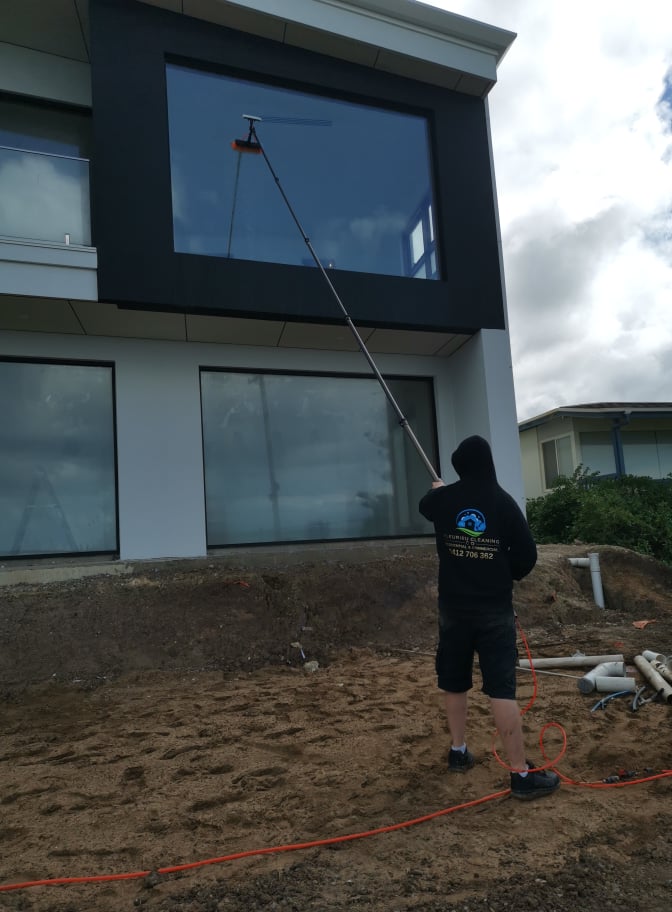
451, 435, 497, 482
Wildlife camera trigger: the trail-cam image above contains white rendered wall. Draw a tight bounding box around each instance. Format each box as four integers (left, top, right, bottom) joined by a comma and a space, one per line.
480, 328, 526, 508
2, 329, 489, 560
442, 330, 525, 509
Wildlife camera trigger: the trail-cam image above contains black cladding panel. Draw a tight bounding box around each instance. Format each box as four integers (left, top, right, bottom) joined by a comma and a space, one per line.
89, 0, 505, 333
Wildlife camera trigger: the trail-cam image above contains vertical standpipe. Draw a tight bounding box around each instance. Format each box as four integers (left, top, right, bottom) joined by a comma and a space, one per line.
568, 553, 605, 608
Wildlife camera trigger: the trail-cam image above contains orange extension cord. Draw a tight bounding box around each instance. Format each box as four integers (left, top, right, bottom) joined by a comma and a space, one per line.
1, 620, 670, 895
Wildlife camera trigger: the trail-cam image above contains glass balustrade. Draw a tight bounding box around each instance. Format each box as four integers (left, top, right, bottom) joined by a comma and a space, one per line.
0, 145, 91, 246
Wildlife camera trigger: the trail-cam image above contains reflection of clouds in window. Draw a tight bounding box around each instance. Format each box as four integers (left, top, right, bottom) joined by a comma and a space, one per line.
410, 220, 424, 265
166, 63, 438, 279
170, 160, 186, 222
0, 363, 116, 556
201, 371, 436, 544
0, 149, 90, 245
349, 209, 407, 243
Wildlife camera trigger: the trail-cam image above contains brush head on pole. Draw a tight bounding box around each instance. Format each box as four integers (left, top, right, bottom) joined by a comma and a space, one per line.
231, 137, 261, 153
232, 114, 262, 153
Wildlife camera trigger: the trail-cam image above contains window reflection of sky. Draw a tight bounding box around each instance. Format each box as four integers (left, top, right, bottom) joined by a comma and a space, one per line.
201, 371, 436, 545
0, 363, 116, 556
0, 98, 92, 244
166, 64, 438, 278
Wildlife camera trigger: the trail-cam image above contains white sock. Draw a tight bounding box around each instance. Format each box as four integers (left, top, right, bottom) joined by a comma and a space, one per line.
452, 743, 467, 754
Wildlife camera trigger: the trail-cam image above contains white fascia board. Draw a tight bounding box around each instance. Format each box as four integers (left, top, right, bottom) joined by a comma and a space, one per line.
0, 238, 98, 301
220, 0, 515, 82
0, 237, 97, 269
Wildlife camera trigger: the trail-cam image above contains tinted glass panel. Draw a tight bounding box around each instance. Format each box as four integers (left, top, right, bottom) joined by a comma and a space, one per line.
579, 431, 616, 476
166, 64, 438, 279
0, 97, 91, 245
0, 147, 91, 245
0, 361, 117, 557
556, 435, 573, 477
622, 430, 663, 477
542, 436, 572, 487
0, 96, 91, 157
658, 430, 672, 477
541, 440, 557, 488
200, 371, 436, 545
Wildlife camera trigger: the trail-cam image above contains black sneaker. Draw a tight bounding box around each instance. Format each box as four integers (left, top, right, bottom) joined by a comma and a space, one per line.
510, 761, 560, 800
448, 747, 475, 773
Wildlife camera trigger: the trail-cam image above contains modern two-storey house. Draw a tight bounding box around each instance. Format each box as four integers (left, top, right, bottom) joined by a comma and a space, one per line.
0, 0, 519, 561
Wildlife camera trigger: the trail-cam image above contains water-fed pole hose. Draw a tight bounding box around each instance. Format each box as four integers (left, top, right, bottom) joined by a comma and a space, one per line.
231, 116, 440, 483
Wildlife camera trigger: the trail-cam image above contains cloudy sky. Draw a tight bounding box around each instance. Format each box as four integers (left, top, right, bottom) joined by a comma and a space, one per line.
426, 0, 672, 421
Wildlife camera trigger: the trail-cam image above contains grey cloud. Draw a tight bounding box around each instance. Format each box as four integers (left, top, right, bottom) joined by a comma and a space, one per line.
515, 330, 670, 421
505, 205, 631, 344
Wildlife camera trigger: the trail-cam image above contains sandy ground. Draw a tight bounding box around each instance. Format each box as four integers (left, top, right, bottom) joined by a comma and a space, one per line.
0, 544, 671, 912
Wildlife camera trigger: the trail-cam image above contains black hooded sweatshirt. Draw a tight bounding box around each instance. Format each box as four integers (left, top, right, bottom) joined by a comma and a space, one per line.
419, 435, 537, 612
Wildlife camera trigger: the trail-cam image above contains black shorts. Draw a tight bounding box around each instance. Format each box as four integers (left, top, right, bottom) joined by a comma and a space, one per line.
435, 598, 517, 699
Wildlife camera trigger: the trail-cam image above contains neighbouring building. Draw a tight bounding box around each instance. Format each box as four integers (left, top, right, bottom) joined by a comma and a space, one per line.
519, 403, 672, 500
0, 0, 521, 561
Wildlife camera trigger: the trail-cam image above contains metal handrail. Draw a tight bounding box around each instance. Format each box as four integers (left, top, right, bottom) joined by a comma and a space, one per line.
0, 144, 89, 164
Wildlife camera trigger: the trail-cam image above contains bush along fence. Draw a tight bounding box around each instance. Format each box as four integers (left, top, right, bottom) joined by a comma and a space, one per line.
525, 468, 672, 566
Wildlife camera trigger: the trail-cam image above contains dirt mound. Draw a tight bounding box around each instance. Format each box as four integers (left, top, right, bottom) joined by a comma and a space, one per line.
0, 544, 671, 912
2, 544, 670, 688
0, 550, 439, 688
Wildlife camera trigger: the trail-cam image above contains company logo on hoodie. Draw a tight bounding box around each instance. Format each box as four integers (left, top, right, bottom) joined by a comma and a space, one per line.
456, 508, 486, 538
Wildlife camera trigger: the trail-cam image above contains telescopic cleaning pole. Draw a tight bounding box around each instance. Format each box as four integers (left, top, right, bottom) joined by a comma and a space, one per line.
231, 115, 441, 483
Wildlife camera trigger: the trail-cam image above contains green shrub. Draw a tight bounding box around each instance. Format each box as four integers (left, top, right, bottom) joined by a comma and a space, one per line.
526, 469, 672, 565
525, 467, 590, 544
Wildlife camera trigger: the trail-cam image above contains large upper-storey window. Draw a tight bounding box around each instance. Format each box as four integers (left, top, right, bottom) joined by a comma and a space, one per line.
0, 95, 91, 246
166, 63, 438, 280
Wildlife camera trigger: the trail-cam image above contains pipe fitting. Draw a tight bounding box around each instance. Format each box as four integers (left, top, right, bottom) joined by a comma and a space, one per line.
578, 661, 627, 694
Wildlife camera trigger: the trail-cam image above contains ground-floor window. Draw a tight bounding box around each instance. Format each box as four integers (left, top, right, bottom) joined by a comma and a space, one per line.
622, 430, 672, 478
579, 431, 616, 477
541, 434, 573, 488
0, 359, 117, 558
200, 370, 438, 545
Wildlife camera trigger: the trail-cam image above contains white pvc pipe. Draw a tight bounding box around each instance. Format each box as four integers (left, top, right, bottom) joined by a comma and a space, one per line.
568, 553, 604, 608
589, 552, 605, 608
642, 650, 667, 664
519, 654, 624, 669
578, 661, 626, 694
592, 676, 636, 693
